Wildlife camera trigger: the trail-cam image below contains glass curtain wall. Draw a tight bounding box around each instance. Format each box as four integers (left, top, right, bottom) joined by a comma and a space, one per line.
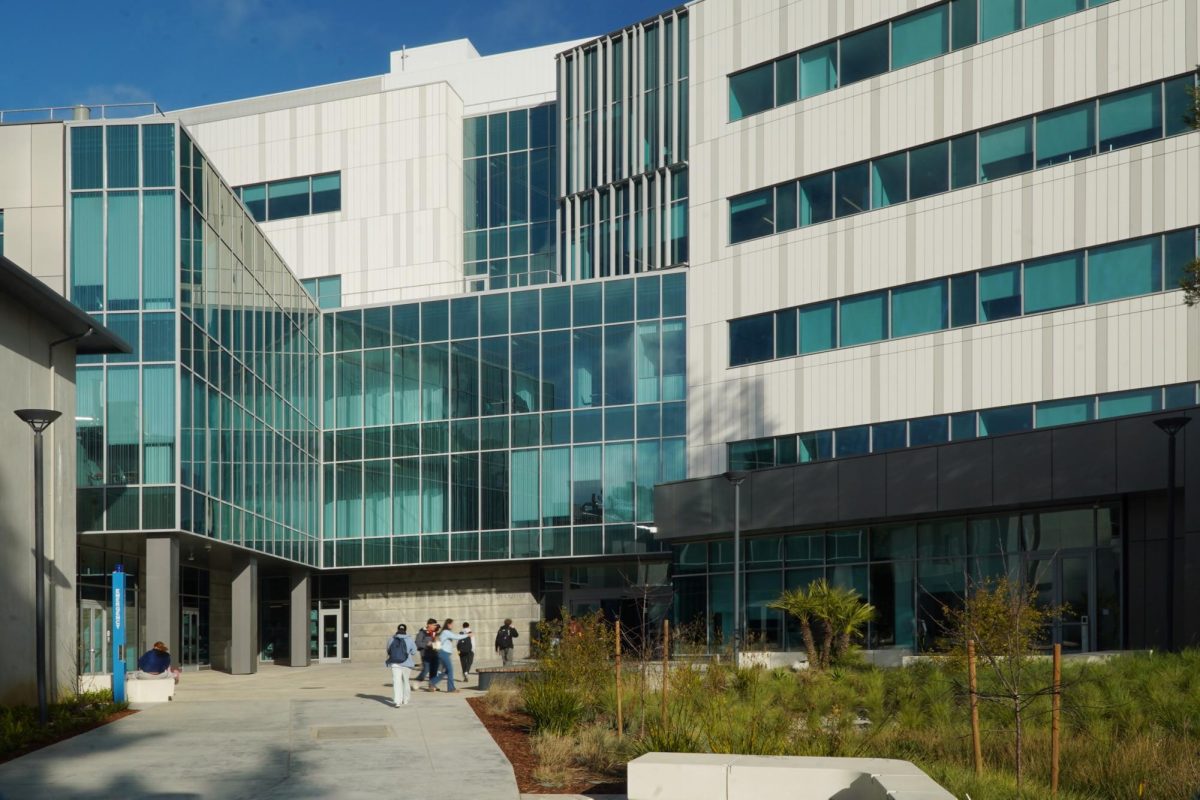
559, 8, 690, 280
672, 503, 1122, 653
176, 129, 322, 566
464, 104, 558, 291
320, 271, 686, 567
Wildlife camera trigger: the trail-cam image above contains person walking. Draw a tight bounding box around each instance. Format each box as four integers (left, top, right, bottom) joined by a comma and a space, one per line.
495, 618, 519, 666
385, 623, 417, 707
415, 618, 440, 682
458, 622, 475, 682
427, 619, 472, 693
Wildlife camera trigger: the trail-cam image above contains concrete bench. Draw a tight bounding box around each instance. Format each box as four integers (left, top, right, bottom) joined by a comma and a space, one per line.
627, 753, 955, 800
125, 676, 176, 703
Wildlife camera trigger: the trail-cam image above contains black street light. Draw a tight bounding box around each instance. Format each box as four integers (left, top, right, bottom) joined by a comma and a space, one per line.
723, 470, 748, 664
1153, 415, 1190, 653
15, 408, 62, 726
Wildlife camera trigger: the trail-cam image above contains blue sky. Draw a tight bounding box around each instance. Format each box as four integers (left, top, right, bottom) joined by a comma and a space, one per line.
1, 0, 677, 112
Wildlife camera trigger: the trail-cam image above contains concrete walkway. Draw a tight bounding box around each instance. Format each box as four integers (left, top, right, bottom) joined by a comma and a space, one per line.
0, 662, 519, 800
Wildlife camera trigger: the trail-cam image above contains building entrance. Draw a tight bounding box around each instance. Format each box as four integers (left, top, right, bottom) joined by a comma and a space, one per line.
79, 600, 108, 675
181, 607, 201, 668
1026, 550, 1095, 653
314, 604, 346, 663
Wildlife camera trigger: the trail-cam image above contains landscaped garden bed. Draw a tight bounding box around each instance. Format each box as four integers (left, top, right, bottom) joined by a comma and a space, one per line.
0, 690, 133, 765
473, 595, 1200, 799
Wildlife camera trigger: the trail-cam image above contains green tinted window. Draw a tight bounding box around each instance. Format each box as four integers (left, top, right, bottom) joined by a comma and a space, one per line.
892, 5, 949, 70
729, 63, 774, 121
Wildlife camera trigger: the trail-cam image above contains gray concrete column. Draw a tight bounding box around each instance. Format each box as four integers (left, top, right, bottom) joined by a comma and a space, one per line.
230, 556, 258, 675
145, 535, 180, 659
288, 571, 311, 667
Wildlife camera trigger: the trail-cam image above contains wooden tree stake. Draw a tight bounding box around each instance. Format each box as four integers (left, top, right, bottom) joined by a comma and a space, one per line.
661, 619, 670, 728
1051, 643, 1062, 797
615, 620, 623, 739
968, 638, 983, 777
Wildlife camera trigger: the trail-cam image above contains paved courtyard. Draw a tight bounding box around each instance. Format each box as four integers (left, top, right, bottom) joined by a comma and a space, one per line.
0, 662, 521, 800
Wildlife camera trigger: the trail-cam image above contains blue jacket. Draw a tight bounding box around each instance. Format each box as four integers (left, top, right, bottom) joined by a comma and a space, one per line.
138, 648, 171, 674
386, 634, 417, 668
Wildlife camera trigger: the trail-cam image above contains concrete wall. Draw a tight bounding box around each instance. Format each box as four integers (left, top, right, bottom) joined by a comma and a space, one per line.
348, 562, 540, 666
0, 123, 66, 295
684, 0, 1200, 475
0, 290, 77, 704
208, 564, 233, 672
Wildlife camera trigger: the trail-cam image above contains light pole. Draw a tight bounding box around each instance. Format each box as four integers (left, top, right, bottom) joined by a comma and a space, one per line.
1153, 415, 1190, 653
15, 408, 62, 725
723, 470, 747, 664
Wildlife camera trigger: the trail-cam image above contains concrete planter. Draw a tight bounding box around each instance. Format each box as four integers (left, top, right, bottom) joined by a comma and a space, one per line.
474, 665, 538, 691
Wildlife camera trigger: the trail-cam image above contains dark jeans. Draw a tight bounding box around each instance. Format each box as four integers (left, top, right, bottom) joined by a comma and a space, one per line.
460, 651, 474, 676
417, 648, 439, 680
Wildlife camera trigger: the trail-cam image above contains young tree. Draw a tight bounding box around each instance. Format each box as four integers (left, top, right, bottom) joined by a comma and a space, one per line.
1176, 76, 1200, 305
942, 575, 1060, 795
770, 579, 874, 669
767, 585, 819, 666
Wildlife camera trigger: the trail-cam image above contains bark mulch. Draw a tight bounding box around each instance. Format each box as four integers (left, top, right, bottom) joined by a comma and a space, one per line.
0, 708, 138, 766
466, 697, 626, 796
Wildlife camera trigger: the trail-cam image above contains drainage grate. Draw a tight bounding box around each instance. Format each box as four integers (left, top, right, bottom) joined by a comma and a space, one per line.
300, 686, 325, 690
313, 725, 393, 741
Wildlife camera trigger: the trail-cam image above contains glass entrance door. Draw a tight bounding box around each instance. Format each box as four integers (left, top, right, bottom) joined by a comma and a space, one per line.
181, 607, 200, 668
79, 600, 108, 674
1025, 550, 1094, 652
318, 608, 342, 663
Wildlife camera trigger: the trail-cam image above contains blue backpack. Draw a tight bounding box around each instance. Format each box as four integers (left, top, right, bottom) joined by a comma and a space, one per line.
386, 636, 409, 664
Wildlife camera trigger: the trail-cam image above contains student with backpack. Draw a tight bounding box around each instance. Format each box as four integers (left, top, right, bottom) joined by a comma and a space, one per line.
458, 622, 475, 682
385, 623, 417, 707
427, 619, 472, 693
495, 618, 519, 666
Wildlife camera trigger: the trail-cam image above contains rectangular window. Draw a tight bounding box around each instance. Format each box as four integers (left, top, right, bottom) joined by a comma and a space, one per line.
1036, 397, 1094, 428
950, 273, 978, 327
775, 55, 798, 106
1024, 252, 1084, 313
909, 140, 949, 200
71, 127, 103, 190
950, 0, 979, 50
1099, 84, 1163, 151
872, 421, 907, 452
840, 24, 890, 86
1088, 236, 1162, 302
775, 309, 798, 358
950, 133, 978, 189
267, 177, 310, 220
979, 265, 1021, 321
891, 279, 948, 337
1035, 102, 1096, 166
799, 173, 834, 225
311, 172, 342, 214
775, 183, 798, 232
891, 4, 950, 70
1165, 229, 1198, 290
241, 184, 266, 222
909, 416, 949, 446
979, 119, 1033, 181
798, 431, 833, 462
106, 125, 139, 189
834, 163, 870, 218
836, 426, 870, 457
799, 302, 837, 353
730, 314, 774, 366
799, 43, 838, 98
1097, 389, 1160, 419
1165, 74, 1198, 136
980, 0, 1021, 42
839, 291, 888, 346
142, 124, 175, 187
730, 188, 775, 243
978, 404, 1033, 436
1025, 0, 1085, 27
871, 152, 908, 209
729, 63, 774, 121
1164, 383, 1197, 409
729, 440, 774, 471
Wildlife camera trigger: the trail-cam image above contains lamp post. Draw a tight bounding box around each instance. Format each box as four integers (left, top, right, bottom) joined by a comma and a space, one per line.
15, 408, 62, 725
723, 470, 748, 664
1153, 415, 1190, 652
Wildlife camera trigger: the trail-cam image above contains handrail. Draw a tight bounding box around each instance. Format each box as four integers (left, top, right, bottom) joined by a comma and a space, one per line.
0, 102, 165, 125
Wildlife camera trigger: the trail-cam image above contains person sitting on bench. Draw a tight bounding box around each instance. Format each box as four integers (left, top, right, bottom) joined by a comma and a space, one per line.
137, 641, 182, 683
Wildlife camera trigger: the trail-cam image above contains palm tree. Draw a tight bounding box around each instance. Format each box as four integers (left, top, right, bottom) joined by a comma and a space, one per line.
830, 590, 875, 660
767, 586, 819, 667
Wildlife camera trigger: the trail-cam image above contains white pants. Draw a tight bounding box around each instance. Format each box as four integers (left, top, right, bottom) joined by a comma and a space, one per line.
390, 665, 411, 706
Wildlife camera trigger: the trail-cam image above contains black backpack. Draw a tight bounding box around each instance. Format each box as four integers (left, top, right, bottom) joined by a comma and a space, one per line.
387, 636, 409, 663
495, 625, 514, 650
457, 635, 473, 655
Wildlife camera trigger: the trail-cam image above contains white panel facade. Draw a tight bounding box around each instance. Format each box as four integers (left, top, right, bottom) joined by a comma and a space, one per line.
685, 0, 1200, 476
0, 123, 66, 293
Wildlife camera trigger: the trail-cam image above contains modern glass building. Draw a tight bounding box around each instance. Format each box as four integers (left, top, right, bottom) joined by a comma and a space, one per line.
0, 0, 1196, 681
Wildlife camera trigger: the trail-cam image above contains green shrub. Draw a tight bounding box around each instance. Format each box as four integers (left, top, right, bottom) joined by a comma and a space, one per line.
522, 679, 586, 735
